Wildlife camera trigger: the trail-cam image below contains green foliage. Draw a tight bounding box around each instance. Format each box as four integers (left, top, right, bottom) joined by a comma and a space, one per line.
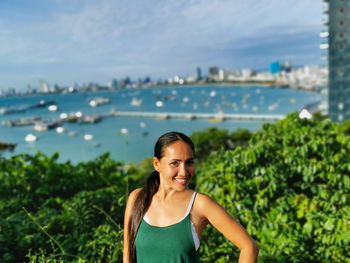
196, 112, 350, 263
190, 127, 252, 161
0, 152, 145, 263
1, 113, 350, 262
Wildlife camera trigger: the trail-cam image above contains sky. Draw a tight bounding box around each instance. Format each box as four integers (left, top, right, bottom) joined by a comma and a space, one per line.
0, 0, 324, 90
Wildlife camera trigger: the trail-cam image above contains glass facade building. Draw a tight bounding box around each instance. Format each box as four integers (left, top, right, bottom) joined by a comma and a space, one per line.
327, 0, 350, 122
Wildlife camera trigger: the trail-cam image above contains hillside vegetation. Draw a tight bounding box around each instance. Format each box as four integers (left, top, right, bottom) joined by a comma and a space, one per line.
0, 112, 349, 262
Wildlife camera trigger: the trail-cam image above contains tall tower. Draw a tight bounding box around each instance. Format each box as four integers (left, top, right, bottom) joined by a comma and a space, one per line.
196, 67, 202, 81
327, 0, 350, 122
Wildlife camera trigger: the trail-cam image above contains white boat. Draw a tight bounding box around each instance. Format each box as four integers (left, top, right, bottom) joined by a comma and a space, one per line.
299, 109, 312, 120
56, 127, 65, 133
33, 121, 61, 132
89, 97, 110, 107
48, 105, 59, 111
68, 131, 79, 137
0, 107, 26, 115
84, 134, 94, 140
155, 101, 164, 107
268, 103, 279, 111
59, 113, 68, 119
25, 134, 38, 142
130, 97, 143, 107
120, 128, 129, 134
78, 114, 102, 124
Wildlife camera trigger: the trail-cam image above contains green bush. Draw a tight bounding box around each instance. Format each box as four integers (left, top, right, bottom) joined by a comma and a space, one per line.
1, 113, 349, 262
196, 113, 350, 263
0, 152, 144, 263
190, 127, 252, 161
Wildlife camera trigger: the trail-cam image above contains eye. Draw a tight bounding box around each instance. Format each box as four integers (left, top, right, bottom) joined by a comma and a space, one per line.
170, 161, 179, 167
186, 159, 194, 166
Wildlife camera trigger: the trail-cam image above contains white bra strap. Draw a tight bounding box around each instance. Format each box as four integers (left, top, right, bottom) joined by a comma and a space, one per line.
185, 191, 197, 217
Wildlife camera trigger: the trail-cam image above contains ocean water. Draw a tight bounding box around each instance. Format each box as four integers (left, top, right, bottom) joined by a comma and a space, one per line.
0, 85, 322, 163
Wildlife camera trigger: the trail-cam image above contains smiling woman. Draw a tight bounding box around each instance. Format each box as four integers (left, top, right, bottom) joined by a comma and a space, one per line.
123, 131, 259, 263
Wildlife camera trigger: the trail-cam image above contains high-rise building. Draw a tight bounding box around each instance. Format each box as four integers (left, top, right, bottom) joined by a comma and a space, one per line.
269, 61, 281, 74
326, 0, 350, 122
39, 80, 50, 93
196, 67, 202, 81
209, 66, 220, 81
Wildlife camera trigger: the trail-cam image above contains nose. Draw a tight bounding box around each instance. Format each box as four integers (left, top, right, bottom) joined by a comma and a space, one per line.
178, 163, 187, 176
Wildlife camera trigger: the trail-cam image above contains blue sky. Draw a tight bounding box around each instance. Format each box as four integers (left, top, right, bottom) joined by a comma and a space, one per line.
0, 0, 323, 90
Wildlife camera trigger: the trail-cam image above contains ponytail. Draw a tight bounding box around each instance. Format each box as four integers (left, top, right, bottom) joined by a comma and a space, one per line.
128, 170, 160, 262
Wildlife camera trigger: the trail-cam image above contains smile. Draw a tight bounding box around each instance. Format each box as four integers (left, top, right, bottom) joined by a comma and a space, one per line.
175, 178, 188, 185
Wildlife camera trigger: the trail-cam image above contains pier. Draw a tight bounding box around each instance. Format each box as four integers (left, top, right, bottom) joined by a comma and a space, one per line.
107, 110, 285, 121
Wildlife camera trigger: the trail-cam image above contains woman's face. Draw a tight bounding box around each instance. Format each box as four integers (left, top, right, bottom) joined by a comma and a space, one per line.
154, 140, 195, 191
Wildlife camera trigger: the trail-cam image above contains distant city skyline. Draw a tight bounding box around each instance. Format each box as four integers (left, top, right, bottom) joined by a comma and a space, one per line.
0, 0, 323, 90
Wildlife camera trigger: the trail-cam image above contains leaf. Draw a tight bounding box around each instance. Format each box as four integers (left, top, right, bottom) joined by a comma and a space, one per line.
324, 219, 335, 231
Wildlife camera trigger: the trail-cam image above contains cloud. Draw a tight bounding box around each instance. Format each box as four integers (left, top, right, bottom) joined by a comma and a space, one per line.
0, 0, 324, 88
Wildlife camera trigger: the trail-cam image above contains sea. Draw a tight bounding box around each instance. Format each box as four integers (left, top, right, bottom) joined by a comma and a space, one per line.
0, 85, 322, 164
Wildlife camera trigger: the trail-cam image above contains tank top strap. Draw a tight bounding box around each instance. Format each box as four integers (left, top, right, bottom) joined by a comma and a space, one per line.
184, 191, 197, 217
144, 191, 197, 224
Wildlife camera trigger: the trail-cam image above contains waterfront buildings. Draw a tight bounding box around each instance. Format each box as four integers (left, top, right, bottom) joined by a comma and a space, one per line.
269, 62, 281, 74
326, 0, 350, 122
209, 66, 220, 81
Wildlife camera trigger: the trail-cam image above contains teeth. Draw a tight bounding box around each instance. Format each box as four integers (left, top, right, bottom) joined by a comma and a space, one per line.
176, 179, 186, 183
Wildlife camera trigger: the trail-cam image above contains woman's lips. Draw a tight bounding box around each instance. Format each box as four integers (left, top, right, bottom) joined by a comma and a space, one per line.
174, 178, 187, 185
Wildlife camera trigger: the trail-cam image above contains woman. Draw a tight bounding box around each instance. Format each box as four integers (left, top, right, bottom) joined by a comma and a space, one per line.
124, 131, 259, 263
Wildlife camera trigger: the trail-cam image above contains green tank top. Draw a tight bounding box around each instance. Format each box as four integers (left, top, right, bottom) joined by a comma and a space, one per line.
135, 198, 200, 263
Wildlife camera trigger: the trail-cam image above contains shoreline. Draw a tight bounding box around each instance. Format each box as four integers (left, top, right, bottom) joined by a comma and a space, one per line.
0, 81, 323, 99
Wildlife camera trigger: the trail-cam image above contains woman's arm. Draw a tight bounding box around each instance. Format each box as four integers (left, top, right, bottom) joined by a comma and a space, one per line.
123, 188, 142, 263
196, 193, 259, 263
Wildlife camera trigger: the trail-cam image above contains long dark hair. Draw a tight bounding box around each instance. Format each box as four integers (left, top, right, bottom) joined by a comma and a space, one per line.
128, 131, 195, 262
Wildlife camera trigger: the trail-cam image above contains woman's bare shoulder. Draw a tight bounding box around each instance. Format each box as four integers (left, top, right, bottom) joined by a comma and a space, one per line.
195, 192, 214, 202
127, 188, 142, 204
129, 188, 142, 198
194, 192, 217, 211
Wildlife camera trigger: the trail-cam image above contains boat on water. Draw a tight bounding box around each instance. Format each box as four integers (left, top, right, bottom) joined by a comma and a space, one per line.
61, 112, 82, 122
268, 103, 279, 111
56, 127, 65, 133
2, 116, 41, 127
0, 107, 26, 115
89, 97, 110, 107
120, 128, 129, 134
186, 114, 196, 120
155, 101, 164, 107
210, 91, 217, 97
209, 110, 225, 122
130, 97, 143, 107
25, 134, 38, 142
29, 100, 56, 109
68, 131, 80, 137
0, 141, 16, 151
1, 100, 57, 115
48, 105, 59, 111
78, 114, 102, 124
33, 120, 62, 132
84, 134, 94, 140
